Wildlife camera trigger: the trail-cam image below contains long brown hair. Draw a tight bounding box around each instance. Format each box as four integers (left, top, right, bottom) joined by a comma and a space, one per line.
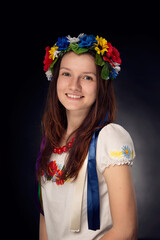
37, 51, 117, 182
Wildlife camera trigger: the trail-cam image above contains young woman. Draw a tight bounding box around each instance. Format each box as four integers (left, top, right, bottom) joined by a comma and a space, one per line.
36, 34, 138, 240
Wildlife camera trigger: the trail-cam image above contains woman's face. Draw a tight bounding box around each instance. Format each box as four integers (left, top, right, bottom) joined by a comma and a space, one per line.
57, 51, 97, 116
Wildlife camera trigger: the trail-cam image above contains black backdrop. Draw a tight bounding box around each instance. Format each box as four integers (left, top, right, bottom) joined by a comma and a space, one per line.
6, 5, 160, 240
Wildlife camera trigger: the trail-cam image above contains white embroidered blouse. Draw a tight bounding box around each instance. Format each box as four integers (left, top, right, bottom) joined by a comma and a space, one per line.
41, 123, 136, 240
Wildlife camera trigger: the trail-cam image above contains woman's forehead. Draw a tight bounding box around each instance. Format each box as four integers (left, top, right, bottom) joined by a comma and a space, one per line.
60, 52, 96, 73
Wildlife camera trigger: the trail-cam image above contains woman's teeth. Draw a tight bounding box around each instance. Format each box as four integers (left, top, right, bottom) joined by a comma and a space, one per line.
66, 94, 83, 99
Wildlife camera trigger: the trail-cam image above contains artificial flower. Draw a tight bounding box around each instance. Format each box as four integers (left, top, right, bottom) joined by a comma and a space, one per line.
94, 36, 109, 55
54, 49, 60, 58
56, 36, 69, 51
49, 45, 59, 61
43, 46, 53, 71
109, 68, 118, 79
67, 33, 84, 43
43, 34, 121, 81
106, 42, 121, 64
114, 63, 121, 74
79, 34, 97, 47
103, 55, 115, 67
45, 69, 53, 81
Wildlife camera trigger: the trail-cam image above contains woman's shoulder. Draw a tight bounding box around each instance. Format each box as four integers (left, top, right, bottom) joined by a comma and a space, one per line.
99, 123, 133, 142
96, 123, 136, 172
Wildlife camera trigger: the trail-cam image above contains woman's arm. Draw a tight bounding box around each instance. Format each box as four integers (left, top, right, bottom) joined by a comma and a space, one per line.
39, 213, 48, 240
100, 165, 138, 240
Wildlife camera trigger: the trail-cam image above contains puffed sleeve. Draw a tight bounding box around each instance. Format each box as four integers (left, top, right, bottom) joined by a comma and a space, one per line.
96, 123, 136, 174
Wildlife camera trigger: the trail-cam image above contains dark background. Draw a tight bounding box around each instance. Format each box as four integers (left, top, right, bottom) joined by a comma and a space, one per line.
7, 4, 160, 240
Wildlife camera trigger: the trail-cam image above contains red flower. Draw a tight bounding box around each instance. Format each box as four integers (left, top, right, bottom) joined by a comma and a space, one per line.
48, 161, 58, 177
43, 46, 53, 71
103, 55, 115, 67
104, 42, 121, 64
56, 170, 64, 185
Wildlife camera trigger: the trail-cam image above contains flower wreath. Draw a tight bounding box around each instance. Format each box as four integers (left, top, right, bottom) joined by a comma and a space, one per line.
43, 33, 121, 81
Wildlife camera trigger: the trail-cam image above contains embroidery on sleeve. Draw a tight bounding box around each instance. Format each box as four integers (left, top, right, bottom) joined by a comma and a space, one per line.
109, 145, 135, 166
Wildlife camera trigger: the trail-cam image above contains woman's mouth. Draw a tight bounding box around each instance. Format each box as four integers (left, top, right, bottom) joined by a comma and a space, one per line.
65, 93, 84, 99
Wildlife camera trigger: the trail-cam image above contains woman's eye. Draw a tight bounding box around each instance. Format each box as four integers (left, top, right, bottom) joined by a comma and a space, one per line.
83, 76, 93, 81
62, 72, 70, 77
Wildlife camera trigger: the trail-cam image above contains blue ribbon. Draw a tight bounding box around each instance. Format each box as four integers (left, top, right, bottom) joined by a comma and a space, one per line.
87, 112, 108, 230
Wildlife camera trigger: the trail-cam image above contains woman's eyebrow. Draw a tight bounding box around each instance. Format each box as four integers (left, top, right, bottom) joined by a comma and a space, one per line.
60, 68, 96, 76
60, 67, 71, 71
82, 72, 96, 76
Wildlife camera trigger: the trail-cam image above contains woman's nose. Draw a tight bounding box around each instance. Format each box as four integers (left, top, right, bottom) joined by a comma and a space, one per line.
69, 76, 82, 91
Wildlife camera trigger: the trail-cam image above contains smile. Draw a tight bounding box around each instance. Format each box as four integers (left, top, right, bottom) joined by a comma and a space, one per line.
65, 93, 84, 99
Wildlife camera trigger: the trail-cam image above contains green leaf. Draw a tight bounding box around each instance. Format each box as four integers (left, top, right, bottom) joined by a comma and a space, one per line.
101, 63, 110, 80
95, 53, 105, 66
69, 43, 79, 51
50, 57, 58, 74
69, 43, 89, 54
73, 47, 89, 54
50, 58, 58, 69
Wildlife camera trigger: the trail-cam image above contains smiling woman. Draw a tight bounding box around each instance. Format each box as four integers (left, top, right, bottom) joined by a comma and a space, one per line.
57, 52, 97, 115
38, 48, 116, 182
36, 34, 137, 240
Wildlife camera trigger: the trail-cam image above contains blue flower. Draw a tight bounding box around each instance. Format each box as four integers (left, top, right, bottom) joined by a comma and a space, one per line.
79, 34, 97, 47
121, 146, 131, 159
109, 68, 118, 79
56, 36, 70, 51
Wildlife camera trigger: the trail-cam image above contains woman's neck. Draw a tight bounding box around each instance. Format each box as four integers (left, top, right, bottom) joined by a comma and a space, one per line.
59, 109, 88, 146
66, 109, 87, 136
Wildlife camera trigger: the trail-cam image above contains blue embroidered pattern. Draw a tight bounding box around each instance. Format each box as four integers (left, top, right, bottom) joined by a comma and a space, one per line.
109, 145, 135, 160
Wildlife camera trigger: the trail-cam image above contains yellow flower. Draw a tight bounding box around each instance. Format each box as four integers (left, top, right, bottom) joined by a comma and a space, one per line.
49, 44, 59, 60
94, 36, 109, 55
110, 150, 123, 159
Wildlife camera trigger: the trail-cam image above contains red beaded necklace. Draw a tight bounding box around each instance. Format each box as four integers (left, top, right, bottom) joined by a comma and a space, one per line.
52, 137, 75, 154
